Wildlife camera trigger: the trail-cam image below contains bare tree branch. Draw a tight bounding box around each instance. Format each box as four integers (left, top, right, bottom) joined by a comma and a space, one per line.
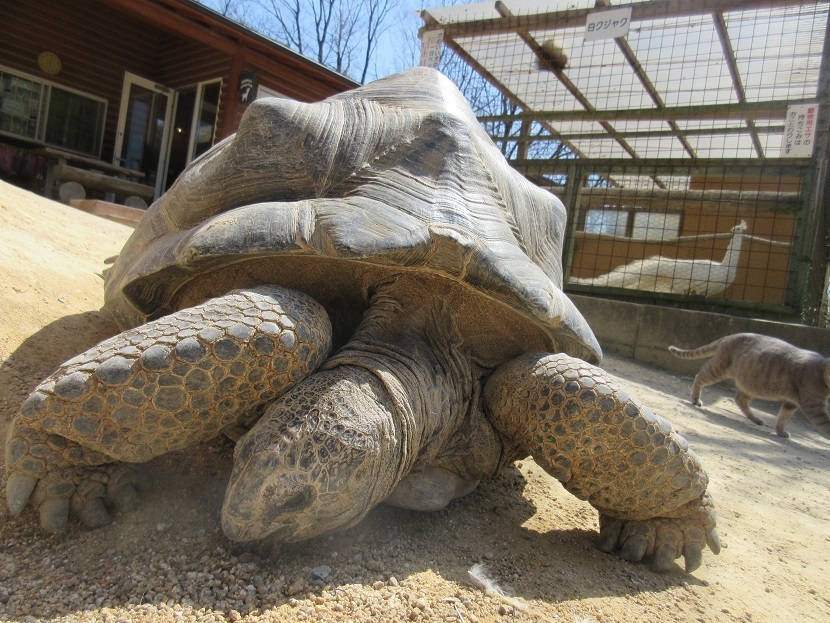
358, 0, 396, 83
257, 0, 306, 56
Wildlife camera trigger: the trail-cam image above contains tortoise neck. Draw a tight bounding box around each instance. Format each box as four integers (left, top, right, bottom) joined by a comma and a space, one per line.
324, 279, 478, 467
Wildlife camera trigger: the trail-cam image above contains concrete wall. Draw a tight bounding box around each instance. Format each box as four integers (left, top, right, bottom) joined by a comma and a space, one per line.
570, 294, 830, 377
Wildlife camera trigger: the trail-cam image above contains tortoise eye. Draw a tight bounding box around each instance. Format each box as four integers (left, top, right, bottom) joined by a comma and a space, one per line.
266, 485, 316, 520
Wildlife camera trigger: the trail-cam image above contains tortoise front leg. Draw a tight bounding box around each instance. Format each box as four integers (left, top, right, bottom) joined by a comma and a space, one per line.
483, 352, 720, 573
6, 286, 331, 533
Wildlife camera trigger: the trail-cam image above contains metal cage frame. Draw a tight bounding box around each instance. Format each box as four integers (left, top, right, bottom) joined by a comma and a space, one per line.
420, 0, 830, 324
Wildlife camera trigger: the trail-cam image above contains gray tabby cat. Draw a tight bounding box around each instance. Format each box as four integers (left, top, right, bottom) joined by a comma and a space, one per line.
669, 333, 830, 438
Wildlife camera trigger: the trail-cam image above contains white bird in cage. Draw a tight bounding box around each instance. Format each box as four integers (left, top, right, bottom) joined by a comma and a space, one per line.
570, 221, 748, 296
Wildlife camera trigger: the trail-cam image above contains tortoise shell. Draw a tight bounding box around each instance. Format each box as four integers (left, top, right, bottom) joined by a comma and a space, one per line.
104, 68, 600, 365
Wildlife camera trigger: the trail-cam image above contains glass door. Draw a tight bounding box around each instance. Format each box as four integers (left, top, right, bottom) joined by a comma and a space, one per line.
164, 80, 221, 191
114, 73, 173, 199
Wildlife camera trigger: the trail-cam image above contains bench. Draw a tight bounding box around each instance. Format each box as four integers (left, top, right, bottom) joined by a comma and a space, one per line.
50, 163, 155, 201
39, 147, 156, 205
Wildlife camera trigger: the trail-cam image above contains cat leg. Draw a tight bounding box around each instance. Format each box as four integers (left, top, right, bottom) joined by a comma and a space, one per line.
797, 399, 830, 437
734, 390, 764, 426
689, 377, 704, 406
774, 403, 797, 438
690, 360, 725, 407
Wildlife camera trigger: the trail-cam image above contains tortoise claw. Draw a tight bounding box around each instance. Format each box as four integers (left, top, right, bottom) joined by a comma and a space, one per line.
6, 472, 37, 516
598, 518, 623, 553
75, 497, 112, 529
707, 527, 722, 555
39, 497, 71, 535
683, 541, 703, 573
108, 481, 140, 513
652, 543, 678, 572
598, 493, 719, 573
619, 533, 649, 562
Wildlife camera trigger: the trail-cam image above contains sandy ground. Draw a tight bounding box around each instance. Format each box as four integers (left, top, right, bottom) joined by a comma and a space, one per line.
0, 180, 828, 623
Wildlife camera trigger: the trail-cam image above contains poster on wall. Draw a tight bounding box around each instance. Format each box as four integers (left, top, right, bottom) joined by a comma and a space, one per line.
780, 103, 818, 158
420, 30, 443, 69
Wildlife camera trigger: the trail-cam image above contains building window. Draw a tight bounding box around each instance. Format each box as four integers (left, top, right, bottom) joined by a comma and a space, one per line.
0, 72, 43, 139
583, 208, 629, 237
631, 212, 682, 241
256, 84, 287, 100
582, 207, 681, 241
0, 66, 106, 157
192, 81, 220, 160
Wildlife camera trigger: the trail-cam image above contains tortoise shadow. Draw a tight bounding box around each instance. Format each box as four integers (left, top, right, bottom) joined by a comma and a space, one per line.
244, 464, 703, 604
0, 309, 119, 399
0, 351, 712, 619
0, 453, 689, 621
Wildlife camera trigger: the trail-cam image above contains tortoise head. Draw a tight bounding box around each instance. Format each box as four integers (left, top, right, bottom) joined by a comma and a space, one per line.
221, 367, 404, 543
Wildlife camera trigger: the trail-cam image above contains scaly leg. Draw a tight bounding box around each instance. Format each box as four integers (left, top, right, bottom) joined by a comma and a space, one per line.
6, 286, 331, 533
483, 352, 719, 573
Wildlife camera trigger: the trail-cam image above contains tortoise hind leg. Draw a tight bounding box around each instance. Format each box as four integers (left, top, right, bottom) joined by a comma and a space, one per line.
6, 285, 331, 533
483, 352, 720, 573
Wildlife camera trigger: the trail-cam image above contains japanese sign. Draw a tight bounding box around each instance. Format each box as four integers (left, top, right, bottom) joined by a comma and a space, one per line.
780, 103, 819, 158
584, 7, 632, 41
420, 30, 444, 69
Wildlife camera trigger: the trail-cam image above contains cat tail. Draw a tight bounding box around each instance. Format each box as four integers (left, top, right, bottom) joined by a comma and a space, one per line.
668, 340, 722, 360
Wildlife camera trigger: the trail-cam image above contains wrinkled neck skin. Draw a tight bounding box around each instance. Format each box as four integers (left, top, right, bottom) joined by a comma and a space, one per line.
222, 276, 504, 543
323, 278, 482, 483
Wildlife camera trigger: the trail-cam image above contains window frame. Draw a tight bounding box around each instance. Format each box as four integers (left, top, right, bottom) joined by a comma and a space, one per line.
630, 211, 683, 241
580, 205, 684, 241
256, 84, 288, 100
0, 64, 107, 158
187, 79, 222, 163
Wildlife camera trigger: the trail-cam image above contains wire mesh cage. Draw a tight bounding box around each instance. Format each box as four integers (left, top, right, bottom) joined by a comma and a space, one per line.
419, 0, 830, 324
563, 163, 801, 305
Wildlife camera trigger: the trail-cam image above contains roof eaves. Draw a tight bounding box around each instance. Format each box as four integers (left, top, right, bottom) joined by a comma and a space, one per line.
155, 0, 361, 89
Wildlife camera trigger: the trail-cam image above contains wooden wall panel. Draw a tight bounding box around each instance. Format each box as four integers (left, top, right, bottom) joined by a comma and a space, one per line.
0, 0, 355, 177
155, 37, 231, 145
0, 0, 165, 162
155, 38, 230, 88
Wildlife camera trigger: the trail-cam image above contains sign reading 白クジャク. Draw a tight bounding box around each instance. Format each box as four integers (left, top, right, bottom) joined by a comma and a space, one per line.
420, 30, 444, 69
780, 103, 819, 158
584, 7, 633, 41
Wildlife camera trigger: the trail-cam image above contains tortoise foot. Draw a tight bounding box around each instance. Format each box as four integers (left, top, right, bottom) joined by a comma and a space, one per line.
484, 352, 718, 573
5, 285, 332, 532
598, 493, 720, 573
7, 461, 149, 534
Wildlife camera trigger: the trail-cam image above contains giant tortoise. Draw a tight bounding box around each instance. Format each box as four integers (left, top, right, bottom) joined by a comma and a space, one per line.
5, 68, 719, 572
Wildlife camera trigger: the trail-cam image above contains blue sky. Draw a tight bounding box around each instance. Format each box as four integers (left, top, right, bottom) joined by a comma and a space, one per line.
373, 1, 425, 79
199, 0, 432, 83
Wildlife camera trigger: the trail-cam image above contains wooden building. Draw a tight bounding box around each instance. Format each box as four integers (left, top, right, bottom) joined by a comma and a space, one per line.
0, 0, 358, 203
